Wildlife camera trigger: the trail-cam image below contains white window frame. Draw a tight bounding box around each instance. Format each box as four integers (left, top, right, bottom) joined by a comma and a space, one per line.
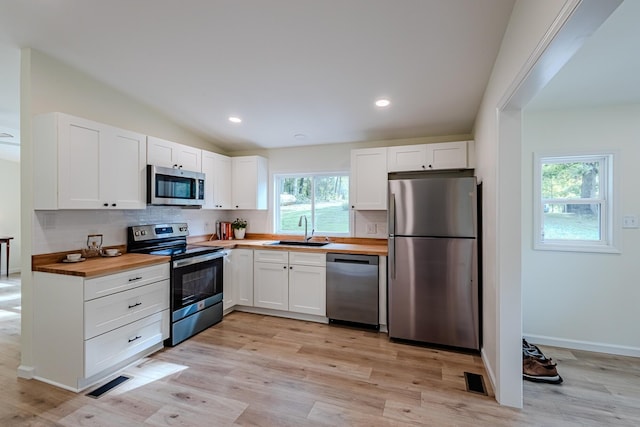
533, 151, 619, 253
274, 172, 350, 236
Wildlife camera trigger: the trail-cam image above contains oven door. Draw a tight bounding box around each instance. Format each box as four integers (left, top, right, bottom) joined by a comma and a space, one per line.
171, 252, 223, 322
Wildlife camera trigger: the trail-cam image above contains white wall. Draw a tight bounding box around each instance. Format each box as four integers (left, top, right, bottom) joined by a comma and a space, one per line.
522, 104, 640, 356
472, 0, 571, 407
229, 135, 471, 239
0, 158, 20, 274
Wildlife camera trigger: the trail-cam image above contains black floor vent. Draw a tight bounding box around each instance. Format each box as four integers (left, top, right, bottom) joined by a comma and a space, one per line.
464, 372, 487, 395
86, 375, 130, 399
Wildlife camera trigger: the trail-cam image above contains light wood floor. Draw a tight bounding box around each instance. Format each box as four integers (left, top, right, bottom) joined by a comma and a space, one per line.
0, 274, 638, 426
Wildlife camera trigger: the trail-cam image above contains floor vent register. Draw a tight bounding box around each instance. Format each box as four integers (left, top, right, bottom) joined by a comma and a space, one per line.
86, 375, 131, 399
463, 372, 487, 395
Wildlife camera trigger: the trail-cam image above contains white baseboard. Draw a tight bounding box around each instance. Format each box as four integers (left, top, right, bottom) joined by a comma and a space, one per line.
480, 348, 497, 398
17, 365, 35, 379
524, 334, 640, 357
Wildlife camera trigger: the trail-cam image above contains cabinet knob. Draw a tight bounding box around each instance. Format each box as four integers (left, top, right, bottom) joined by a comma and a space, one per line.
421, 165, 426, 169
236, 205, 239, 208
289, 266, 293, 269
173, 164, 178, 168
111, 203, 117, 207
283, 266, 287, 269
103, 203, 109, 207
428, 164, 433, 169
178, 165, 183, 169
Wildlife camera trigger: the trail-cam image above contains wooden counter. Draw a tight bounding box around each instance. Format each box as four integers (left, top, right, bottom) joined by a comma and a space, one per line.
32, 236, 386, 278
32, 253, 170, 277
194, 238, 388, 256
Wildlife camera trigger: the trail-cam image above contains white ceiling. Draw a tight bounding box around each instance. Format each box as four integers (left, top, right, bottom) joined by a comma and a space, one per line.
3, 0, 636, 165
527, 0, 640, 110
0, 0, 516, 162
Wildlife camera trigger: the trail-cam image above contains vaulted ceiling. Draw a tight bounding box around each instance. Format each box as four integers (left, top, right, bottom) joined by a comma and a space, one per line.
0, 0, 515, 162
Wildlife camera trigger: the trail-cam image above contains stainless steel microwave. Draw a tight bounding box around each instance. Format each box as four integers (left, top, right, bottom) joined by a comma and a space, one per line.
147, 165, 205, 207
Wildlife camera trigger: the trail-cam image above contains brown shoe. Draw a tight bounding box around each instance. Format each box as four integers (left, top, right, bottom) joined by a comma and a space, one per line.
523, 357, 563, 384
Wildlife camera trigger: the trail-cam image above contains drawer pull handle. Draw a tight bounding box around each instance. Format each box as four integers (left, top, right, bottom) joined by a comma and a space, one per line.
128, 302, 142, 309
128, 276, 143, 282
128, 335, 142, 343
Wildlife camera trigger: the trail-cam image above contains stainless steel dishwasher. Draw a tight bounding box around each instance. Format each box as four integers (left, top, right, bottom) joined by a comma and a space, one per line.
326, 253, 379, 328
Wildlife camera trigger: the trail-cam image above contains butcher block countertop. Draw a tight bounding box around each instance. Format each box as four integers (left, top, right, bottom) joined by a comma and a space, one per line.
31, 235, 387, 277
32, 253, 170, 278
191, 234, 388, 256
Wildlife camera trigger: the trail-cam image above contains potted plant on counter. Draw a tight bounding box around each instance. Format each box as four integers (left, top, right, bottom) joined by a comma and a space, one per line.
232, 218, 248, 239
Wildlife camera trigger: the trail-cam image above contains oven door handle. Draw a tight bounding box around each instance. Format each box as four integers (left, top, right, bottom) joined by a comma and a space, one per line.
173, 251, 224, 268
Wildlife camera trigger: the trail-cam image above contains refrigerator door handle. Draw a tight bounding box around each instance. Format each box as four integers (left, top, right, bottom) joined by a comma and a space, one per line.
389, 236, 396, 279
389, 192, 396, 236
389, 192, 396, 279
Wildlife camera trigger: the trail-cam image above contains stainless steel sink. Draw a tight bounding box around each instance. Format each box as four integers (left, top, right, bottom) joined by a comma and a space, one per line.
266, 240, 329, 247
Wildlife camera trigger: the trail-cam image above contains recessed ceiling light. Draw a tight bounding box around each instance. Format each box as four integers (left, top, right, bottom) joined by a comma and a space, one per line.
375, 99, 390, 107
228, 116, 242, 123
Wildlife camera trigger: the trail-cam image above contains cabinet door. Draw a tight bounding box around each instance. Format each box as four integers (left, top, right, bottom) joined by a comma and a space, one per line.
175, 145, 201, 172
147, 136, 176, 168
101, 127, 147, 209
232, 156, 268, 210
202, 151, 231, 209
57, 115, 104, 209
387, 145, 428, 172
223, 251, 235, 310
289, 265, 326, 316
253, 262, 288, 310
425, 141, 468, 170
235, 249, 254, 306
350, 147, 387, 210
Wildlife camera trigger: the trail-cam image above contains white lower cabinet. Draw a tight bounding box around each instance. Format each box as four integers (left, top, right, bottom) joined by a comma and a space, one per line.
223, 249, 254, 311
253, 250, 326, 316
254, 251, 289, 310
33, 263, 170, 392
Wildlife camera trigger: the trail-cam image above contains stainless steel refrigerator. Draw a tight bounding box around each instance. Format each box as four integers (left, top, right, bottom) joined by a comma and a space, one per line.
388, 174, 480, 351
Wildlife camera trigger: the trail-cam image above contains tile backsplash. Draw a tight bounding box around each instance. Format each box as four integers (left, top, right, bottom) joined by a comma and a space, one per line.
32, 207, 226, 254
32, 207, 388, 254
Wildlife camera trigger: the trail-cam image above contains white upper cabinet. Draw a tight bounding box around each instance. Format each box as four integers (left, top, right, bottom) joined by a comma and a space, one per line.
231, 156, 268, 210
387, 145, 428, 172
147, 136, 201, 172
387, 141, 471, 172
350, 147, 388, 210
202, 150, 232, 210
33, 112, 146, 210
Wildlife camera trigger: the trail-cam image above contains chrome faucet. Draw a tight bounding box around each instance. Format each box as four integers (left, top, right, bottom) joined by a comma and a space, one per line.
298, 215, 314, 241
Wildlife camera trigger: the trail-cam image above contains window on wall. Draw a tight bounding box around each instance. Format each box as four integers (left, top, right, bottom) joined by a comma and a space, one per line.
534, 152, 617, 253
275, 174, 350, 235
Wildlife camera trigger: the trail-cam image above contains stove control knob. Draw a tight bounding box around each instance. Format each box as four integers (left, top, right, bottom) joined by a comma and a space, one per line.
141, 230, 147, 235
134, 231, 140, 236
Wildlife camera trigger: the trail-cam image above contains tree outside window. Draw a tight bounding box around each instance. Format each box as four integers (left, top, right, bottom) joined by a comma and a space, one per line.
276, 174, 350, 235
534, 152, 617, 253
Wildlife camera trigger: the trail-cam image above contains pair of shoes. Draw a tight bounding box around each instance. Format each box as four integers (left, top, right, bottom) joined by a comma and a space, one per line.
522, 339, 555, 366
523, 356, 563, 384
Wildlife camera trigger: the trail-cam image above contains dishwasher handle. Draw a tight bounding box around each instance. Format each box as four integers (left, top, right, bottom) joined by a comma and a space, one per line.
326, 253, 378, 265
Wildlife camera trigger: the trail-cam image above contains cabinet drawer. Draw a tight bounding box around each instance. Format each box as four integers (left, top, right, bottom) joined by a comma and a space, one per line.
84, 309, 169, 378
289, 251, 326, 267
254, 250, 289, 264
84, 263, 170, 301
85, 280, 169, 339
